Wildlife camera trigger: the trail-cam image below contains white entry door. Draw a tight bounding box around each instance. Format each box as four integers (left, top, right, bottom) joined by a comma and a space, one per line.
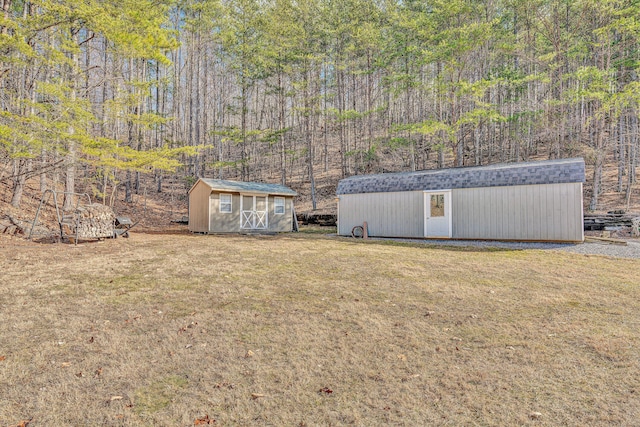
424, 191, 452, 238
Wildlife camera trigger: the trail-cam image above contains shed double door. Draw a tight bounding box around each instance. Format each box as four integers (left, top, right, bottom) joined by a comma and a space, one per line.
241, 195, 267, 229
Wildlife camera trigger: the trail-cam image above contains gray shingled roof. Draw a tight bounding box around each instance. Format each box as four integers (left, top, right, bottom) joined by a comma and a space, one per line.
198, 179, 297, 196
336, 158, 585, 195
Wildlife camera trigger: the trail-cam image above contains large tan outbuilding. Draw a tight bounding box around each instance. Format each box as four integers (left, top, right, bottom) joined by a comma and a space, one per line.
336, 158, 585, 242
188, 179, 297, 233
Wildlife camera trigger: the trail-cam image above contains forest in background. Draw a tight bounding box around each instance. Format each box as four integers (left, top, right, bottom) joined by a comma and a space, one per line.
1, 0, 640, 215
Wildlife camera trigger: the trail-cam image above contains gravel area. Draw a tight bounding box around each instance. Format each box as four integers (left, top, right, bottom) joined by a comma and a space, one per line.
368, 237, 640, 259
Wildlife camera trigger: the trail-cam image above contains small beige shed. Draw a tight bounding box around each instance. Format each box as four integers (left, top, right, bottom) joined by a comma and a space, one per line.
188, 179, 297, 233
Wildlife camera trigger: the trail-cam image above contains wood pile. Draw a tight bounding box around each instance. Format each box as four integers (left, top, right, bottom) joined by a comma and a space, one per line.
296, 212, 337, 226
66, 204, 115, 239
583, 211, 640, 231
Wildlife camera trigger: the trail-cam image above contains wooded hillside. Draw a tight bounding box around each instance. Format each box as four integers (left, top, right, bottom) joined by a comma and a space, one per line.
1, 0, 639, 216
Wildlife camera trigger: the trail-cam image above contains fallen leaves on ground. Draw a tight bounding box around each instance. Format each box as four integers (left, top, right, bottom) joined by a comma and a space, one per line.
194, 414, 215, 425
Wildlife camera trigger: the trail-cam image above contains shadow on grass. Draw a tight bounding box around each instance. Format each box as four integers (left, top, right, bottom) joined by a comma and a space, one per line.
328, 234, 576, 253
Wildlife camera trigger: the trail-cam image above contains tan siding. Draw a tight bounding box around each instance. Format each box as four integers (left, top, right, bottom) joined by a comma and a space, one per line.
268, 196, 293, 232
337, 191, 424, 237
188, 181, 211, 232
209, 193, 241, 232
189, 180, 295, 234
452, 183, 583, 242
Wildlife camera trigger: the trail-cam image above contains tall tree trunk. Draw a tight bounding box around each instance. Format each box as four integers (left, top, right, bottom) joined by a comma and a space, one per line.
11, 159, 26, 208
63, 28, 79, 211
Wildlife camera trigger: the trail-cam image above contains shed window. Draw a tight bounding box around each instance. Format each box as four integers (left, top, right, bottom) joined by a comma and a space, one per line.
274, 197, 285, 215
430, 194, 445, 217
219, 194, 232, 213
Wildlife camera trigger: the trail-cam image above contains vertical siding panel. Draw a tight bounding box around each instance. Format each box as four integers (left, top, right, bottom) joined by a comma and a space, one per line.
460, 190, 473, 237
453, 190, 461, 238
208, 195, 215, 232
527, 185, 534, 240
493, 186, 501, 239
518, 186, 531, 239
523, 186, 532, 240
489, 187, 495, 239
528, 186, 535, 239
552, 184, 561, 240
510, 187, 518, 240
576, 183, 584, 240
577, 183, 585, 241
548, 185, 556, 241
534, 185, 541, 240
482, 187, 490, 238
572, 184, 584, 240
481, 188, 488, 239
485, 187, 492, 239
503, 187, 511, 239
382, 193, 389, 235
524, 186, 532, 239
540, 185, 547, 240
491, 187, 498, 239
460, 190, 468, 238
570, 184, 579, 241
513, 187, 520, 239
541, 185, 549, 241
562, 184, 571, 241
461, 190, 468, 238
472, 189, 480, 237
558, 185, 567, 241
453, 190, 463, 238
504, 188, 511, 239
461, 189, 469, 238
476, 188, 483, 238
558, 184, 567, 241
377, 193, 384, 235
570, 184, 579, 240
451, 191, 456, 237
462, 189, 471, 238
518, 187, 526, 239
501, 188, 508, 239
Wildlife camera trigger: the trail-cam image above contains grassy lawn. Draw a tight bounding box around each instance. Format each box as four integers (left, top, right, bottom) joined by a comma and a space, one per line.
1, 233, 639, 426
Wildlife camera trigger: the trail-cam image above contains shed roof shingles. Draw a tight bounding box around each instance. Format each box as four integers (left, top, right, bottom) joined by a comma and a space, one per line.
198, 179, 297, 196
336, 158, 585, 195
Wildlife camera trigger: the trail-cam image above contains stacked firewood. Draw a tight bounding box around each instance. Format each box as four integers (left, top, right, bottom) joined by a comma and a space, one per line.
69, 204, 115, 239
583, 211, 640, 231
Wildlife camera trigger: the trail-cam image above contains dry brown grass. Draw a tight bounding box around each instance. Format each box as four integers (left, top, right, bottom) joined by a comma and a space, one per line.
1, 232, 639, 426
